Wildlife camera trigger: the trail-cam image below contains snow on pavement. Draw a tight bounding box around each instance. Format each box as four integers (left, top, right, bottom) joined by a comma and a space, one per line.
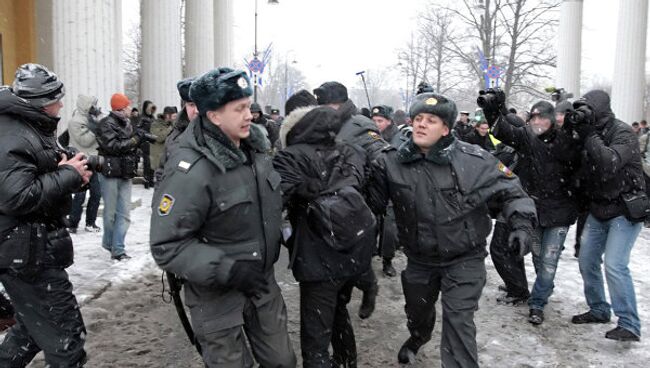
19, 186, 650, 366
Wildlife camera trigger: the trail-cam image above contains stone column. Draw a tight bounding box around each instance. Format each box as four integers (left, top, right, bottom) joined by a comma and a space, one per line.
555, 0, 583, 98
36, 0, 123, 129
611, 0, 648, 124
214, 0, 234, 67
185, 0, 215, 77
141, 0, 182, 110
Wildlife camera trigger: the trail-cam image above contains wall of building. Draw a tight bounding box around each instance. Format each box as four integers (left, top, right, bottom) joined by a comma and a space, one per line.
0, 0, 36, 85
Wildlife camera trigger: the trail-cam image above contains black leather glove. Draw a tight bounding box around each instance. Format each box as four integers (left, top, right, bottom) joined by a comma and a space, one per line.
226, 262, 269, 298
508, 228, 532, 257
296, 178, 322, 201
573, 121, 596, 141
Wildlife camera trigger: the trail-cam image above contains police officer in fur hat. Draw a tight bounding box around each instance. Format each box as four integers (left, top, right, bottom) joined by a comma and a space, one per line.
366, 92, 537, 366
150, 67, 296, 367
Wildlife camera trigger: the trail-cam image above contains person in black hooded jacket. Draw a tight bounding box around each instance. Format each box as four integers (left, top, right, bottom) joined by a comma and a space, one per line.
274, 105, 374, 368
138, 100, 156, 188
567, 90, 645, 342
0, 64, 91, 367
491, 99, 581, 326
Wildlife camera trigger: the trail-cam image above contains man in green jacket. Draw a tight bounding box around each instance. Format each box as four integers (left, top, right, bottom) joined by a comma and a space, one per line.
150, 68, 295, 368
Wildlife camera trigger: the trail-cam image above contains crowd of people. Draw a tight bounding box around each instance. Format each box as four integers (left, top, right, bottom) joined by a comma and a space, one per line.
0, 62, 647, 368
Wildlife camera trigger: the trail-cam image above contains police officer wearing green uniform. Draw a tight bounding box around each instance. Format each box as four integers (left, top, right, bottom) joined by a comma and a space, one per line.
150, 67, 296, 368
366, 93, 537, 367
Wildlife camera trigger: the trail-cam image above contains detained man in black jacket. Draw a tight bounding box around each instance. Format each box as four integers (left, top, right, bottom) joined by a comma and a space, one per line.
274, 105, 374, 368
314, 82, 390, 320
491, 100, 580, 326
366, 92, 537, 366
568, 90, 645, 342
0, 64, 91, 367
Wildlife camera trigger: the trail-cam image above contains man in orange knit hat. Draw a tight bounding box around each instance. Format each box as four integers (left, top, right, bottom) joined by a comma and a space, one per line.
97, 93, 155, 260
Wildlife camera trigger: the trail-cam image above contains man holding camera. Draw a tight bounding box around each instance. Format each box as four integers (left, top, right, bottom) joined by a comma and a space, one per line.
0, 63, 90, 366
566, 90, 645, 342
97, 93, 155, 261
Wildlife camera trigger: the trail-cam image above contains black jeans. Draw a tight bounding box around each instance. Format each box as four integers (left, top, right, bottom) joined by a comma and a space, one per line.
379, 206, 398, 261
141, 143, 153, 185
68, 172, 101, 228
300, 277, 356, 368
489, 221, 529, 297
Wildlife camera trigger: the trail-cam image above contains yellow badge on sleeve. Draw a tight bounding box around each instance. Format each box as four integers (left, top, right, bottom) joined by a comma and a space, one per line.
158, 194, 175, 216
497, 162, 514, 178
368, 131, 381, 141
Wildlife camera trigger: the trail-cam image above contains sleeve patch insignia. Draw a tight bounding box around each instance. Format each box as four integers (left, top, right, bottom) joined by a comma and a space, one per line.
497, 162, 514, 178
158, 194, 175, 216
368, 131, 382, 141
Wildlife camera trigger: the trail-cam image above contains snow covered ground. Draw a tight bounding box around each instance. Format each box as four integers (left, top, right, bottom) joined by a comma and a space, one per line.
20, 186, 650, 367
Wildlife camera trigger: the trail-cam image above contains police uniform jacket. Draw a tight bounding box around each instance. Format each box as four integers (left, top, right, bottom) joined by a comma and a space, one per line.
367, 135, 537, 267
150, 117, 283, 326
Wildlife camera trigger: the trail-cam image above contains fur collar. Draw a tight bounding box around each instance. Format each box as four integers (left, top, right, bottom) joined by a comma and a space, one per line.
279, 106, 317, 148
185, 116, 270, 172
398, 134, 457, 165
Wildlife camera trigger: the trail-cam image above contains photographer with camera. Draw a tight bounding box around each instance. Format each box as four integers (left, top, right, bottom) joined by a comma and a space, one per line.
0, 63, 90, 367
482, 89, 581, 326
97, 93, 156, 261
67, 94, 103, 234
564, 90, 645, 342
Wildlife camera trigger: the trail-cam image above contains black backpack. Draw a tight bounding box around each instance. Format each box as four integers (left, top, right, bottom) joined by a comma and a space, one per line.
301, 144, 376, 251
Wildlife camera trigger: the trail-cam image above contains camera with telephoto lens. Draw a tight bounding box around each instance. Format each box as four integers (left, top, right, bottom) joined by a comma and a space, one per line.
58, 146, 104, 172
564, 100, 593, 127
477, 87, 506, 111
136, 129, 158, 144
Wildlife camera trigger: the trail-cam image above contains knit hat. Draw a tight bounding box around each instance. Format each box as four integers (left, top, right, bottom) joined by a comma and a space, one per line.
250, 102, 263, 113
313, 81, 348, 105
409, 93, 458, 127
555, 100, 573, 114
285, 89, 317, 115
529, 101, 556, 124
12, 63, 65, 107
177, 77, 195, 102
371, 105, 393, 120
110, 93, 130, 111
189, 67, 253, 115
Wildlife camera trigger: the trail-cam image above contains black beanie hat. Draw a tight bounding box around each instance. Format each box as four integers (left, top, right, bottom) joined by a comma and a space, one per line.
250, 102, 262, 113
409, 93, 458, 127
285, 89, 317, 115
555, 100, 573, 114
529, 101, 556, 124
371, 105, 393, 120
177, 77, 195, 103
163, 106, 178, 115
313, 81, 348, 105
190, 67, 253, 115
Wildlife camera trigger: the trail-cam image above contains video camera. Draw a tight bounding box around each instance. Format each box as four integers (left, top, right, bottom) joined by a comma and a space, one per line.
477, 87, 506, 112
57, 146, 104, 172
564, 100, 594, 127
544, 87, 574, 103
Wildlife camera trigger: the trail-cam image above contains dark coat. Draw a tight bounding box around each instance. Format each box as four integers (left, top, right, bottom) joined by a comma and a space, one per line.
96, 112, 140, 179
253, 115, 280, 149
581, 120, 645, 221
492, 114, 580, 228
273, 106, 373, 282
464, 130, 496, 152
0, 88, 83, 270
155, 106, 191, 184
381, 123, 408, 148
150, 118, 283, 312
453, 121, 474, 141
336, 100, 389, 161
366, 135, 536, 267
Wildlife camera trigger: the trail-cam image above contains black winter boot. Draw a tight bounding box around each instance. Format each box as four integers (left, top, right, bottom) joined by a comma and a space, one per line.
397, 337, 422, 364
358, 283, 378, 319
528, 309, 544, 325
382, 258, 396, 277
571, 311, 610, 324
